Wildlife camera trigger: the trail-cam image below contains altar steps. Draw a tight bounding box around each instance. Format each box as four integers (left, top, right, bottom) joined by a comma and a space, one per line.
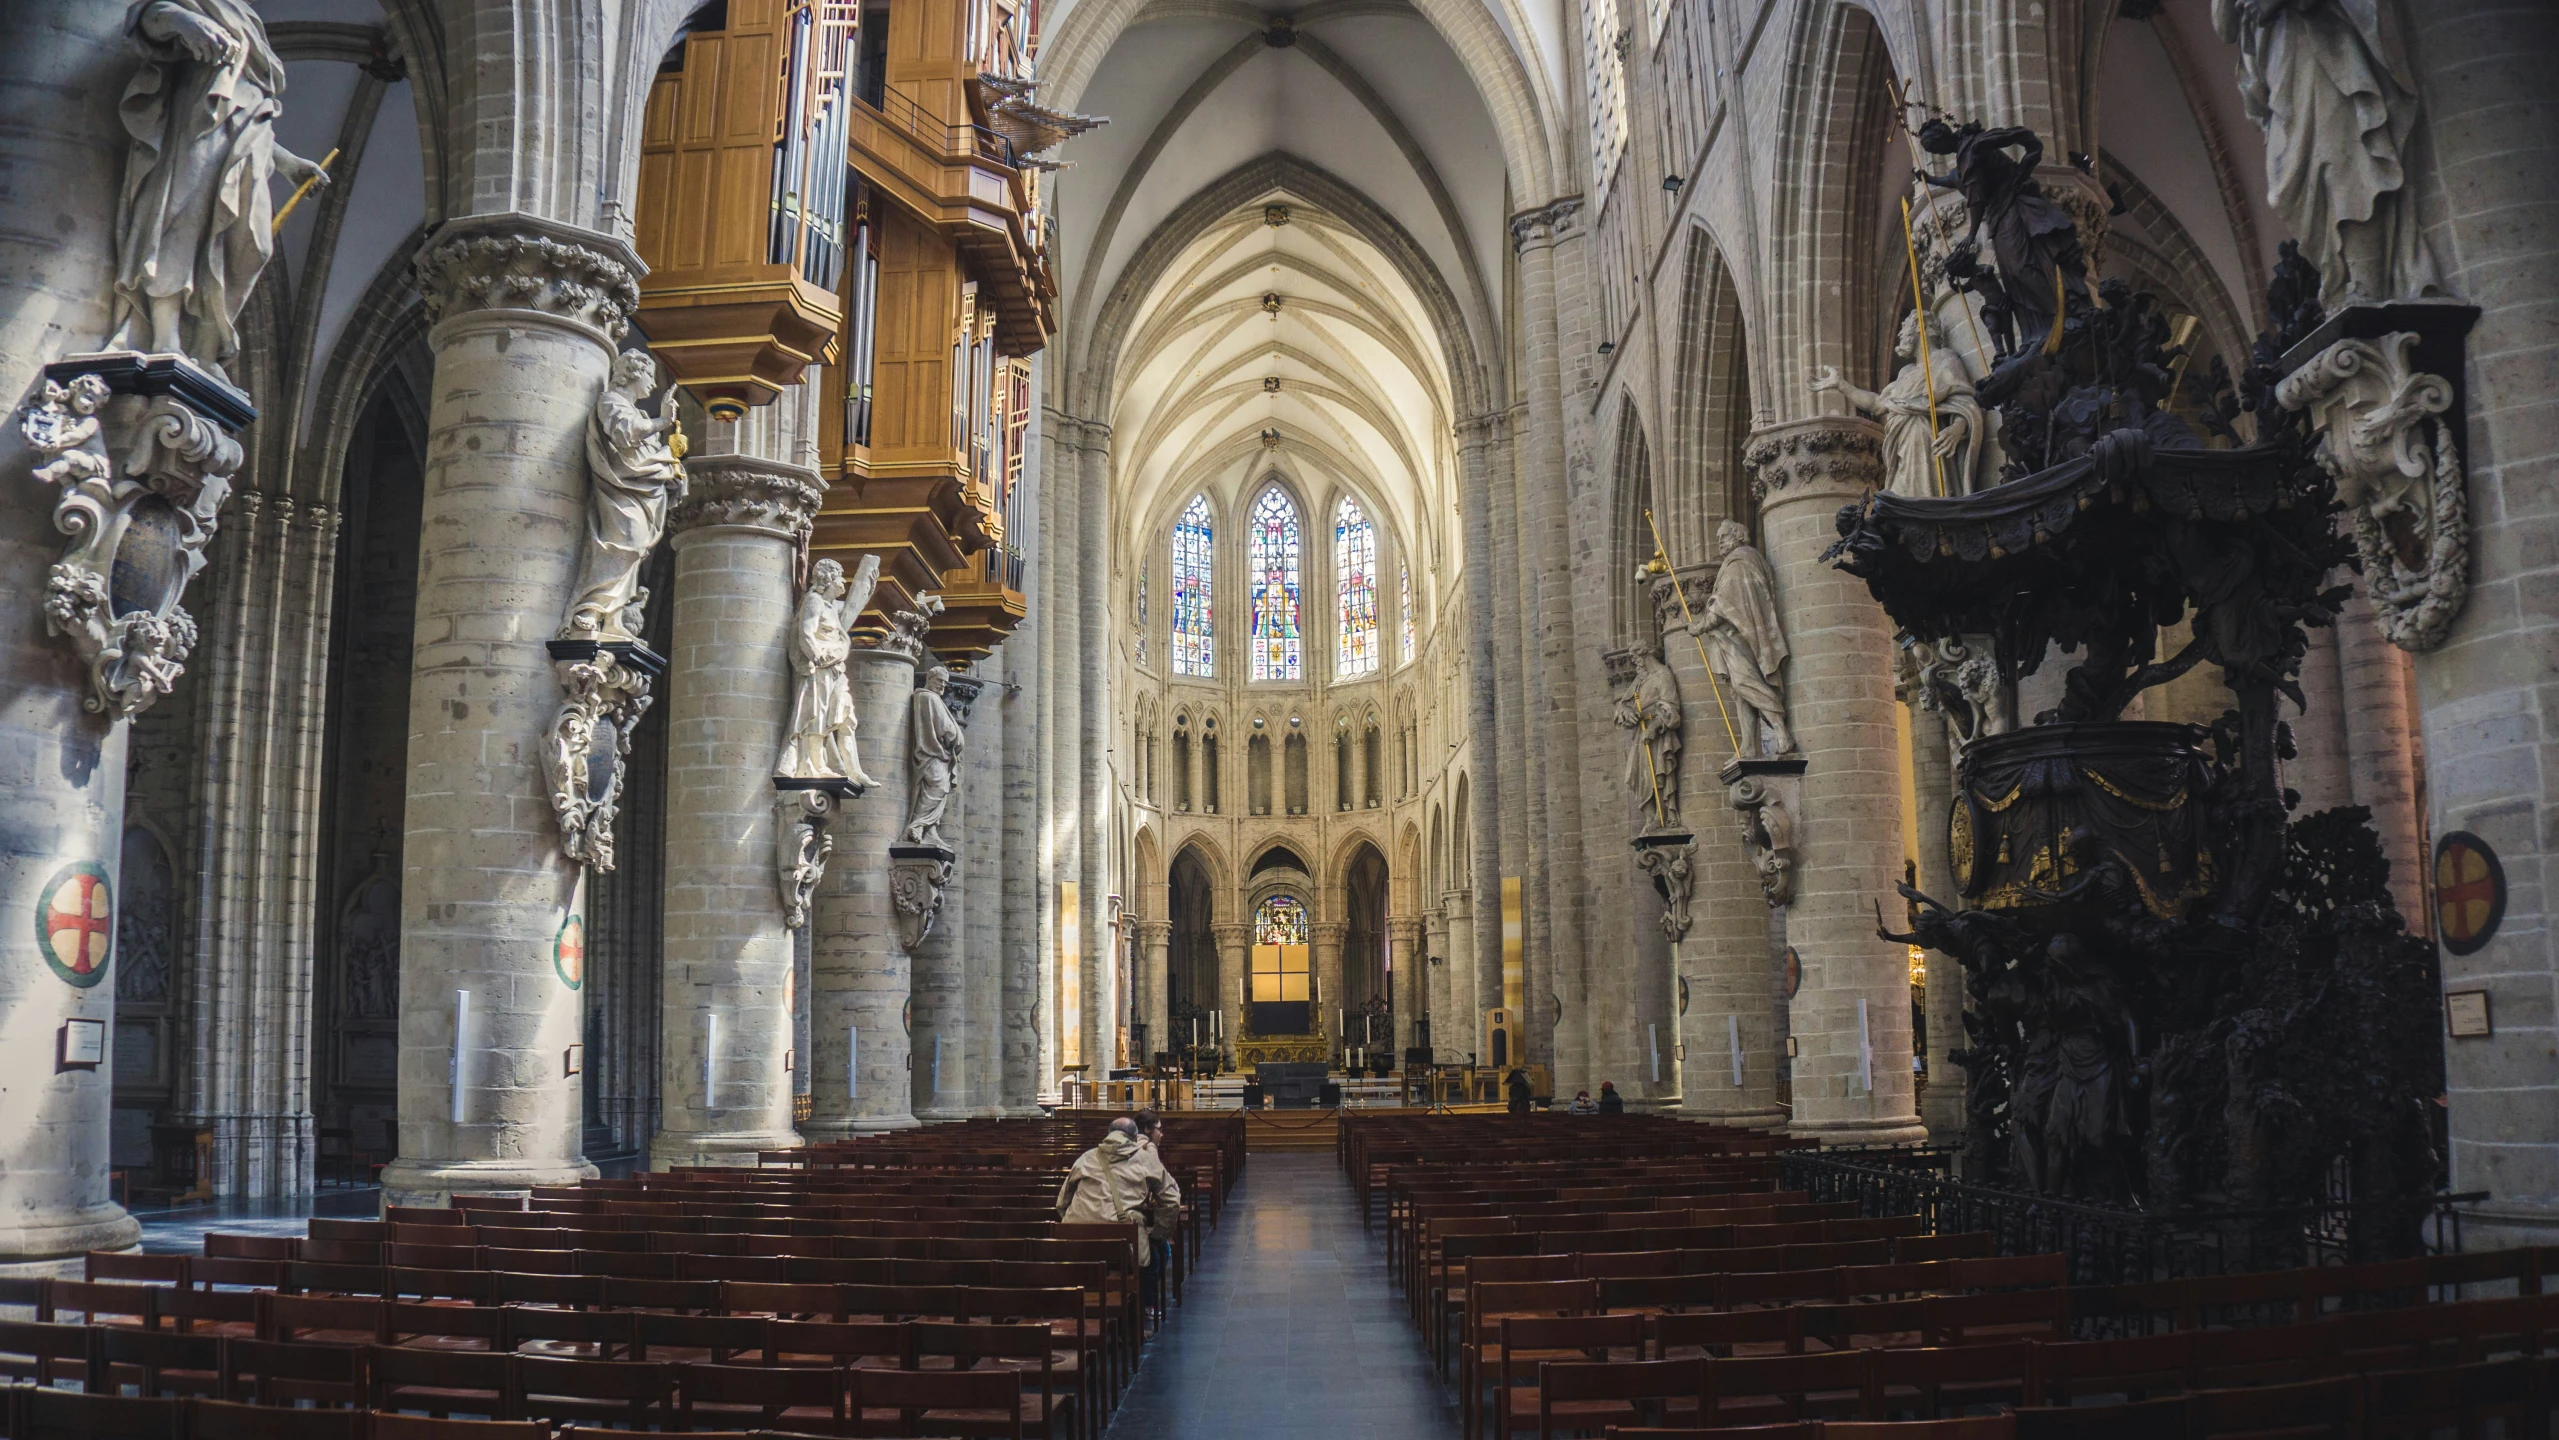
1244, 1110, 1340, 1152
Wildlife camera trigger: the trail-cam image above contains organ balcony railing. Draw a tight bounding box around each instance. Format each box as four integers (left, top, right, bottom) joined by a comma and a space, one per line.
634, 0, 858, 418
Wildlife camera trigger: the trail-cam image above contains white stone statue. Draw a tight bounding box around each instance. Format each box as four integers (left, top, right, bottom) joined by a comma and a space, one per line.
903, 664, 966, 849
775, 555, 881, 785
1812, 310, 1983, 497
2214, 0, 2440, 304
563, 351, 687, 642
111, 0, 327, 373
1612, 644, 1684, 825
1691, 520, 1796, 756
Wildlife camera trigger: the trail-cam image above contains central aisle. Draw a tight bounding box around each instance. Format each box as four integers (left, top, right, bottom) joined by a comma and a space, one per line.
1107, 1151, 1460, 1440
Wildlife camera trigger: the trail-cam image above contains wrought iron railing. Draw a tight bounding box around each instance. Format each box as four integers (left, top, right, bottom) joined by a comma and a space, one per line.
1784, 1147, 2487, 1286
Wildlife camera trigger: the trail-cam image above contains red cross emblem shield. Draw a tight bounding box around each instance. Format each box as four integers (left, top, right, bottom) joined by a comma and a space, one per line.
2435, 831, 2505, 957
37, 862, 113, 989
555, 912, 586, 990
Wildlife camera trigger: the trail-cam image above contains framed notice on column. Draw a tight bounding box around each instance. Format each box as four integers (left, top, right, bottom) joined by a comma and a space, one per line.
1500, 877, 1524, 1016
1059, 883, 1082, 1070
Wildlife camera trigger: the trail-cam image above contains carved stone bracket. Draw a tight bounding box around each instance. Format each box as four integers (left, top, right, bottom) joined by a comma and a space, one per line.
1745, 417, 1884, 505
1723, 755, 1807, 907
888, 843, 957, 951
414, 212, 644, 342
1895, 631, 2013, 747
542, 640, 662, 871
21, 352, 253, 719
1632, 835, 1698, 942
771, 779, 855, 929
941, 671, 987, 727
2277, 303, 2481, 653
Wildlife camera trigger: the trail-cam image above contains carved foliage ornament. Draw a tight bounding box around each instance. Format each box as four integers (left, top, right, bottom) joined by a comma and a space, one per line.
2276, 331, 2466, 652
1634, 840, 1696, 942
1724, 759, 1804, 907
20, 356, 249, 719
1744, 418, 1884, 503
775, 787, 839, 930
541, 647, 654, 871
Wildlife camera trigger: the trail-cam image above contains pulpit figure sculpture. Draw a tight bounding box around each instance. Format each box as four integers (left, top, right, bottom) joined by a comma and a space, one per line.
904, 665, 966, 849
776, 555, 880, 786
113, 0, 327, 374
564, 350, 686, 643
1692, 521, 1795, 756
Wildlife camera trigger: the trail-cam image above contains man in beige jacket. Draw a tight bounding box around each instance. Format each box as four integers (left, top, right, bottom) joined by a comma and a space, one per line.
1056, 1117, 1182, 1287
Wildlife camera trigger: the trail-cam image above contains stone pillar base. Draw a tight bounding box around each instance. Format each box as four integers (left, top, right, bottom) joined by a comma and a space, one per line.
1786, 1115, 1929, 1147
913, 1106, 972, 1125
379, 1155, 599, 1210
0, 1205, 139, 1262
2458, 1203, 2559, 1250
798, 1114, 924, 1142
648, 1131, 801, 1170
1689, 1103, 1793, 1129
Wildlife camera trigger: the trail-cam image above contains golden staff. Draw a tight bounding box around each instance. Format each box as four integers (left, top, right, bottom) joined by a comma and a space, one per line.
1884, 81, 1995, 379
2159, 313, 2203, 414
1898, 195, 1951, 499
1637, 733, 1669, 830
1640, 507, 1743, 756
272, 148, 340, 234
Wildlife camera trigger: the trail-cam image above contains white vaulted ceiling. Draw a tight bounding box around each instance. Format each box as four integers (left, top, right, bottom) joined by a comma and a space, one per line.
1038, 0, 1546, 582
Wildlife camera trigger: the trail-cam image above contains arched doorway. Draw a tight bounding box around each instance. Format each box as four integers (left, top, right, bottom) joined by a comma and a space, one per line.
1341, 843, 1390, 1057
1166, 847, 1218, 1049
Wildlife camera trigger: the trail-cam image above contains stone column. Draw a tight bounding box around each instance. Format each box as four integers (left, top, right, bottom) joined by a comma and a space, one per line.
1744, 418, 1923, 1144
1443, 890, 1477, 1061
0, 6, 154, 1257
2336, 589, 2426, 921
382, 214, 644, 1205
1654, 572, 1787, 1127
1388, 917, 1422, 1056
806, 640, 921, 1135
1312, 921, 1347, 1054
1138, 921, 1173, 1065
1422, 908, 1451, 1058
2401, 0, 2559, 1243
1213, 922, 1250, 1053
649, 457, 823, 1167
910, 669, 982, 1124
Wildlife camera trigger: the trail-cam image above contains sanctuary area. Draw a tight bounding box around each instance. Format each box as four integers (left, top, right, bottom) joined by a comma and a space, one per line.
0, 0, 2553, 1434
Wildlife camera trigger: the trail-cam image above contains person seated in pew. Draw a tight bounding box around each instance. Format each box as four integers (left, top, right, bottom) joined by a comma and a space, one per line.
1569, 1090, 1599, 1115
1057, 1116, 1183, 1310
1598, 1082, 1625, 1114
1132, 1111, 1177, 1306
1507, 1071, 1534, 1114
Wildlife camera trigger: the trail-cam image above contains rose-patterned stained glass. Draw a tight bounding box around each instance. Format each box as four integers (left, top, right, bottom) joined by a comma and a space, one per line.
1336, 497, 1379, 676
1255, 894, 1309, 946
1400, 561, 1415, 664
1248, 486, 1303, 682
1134, 561, 1148, 668
1172, 496, 1214, 677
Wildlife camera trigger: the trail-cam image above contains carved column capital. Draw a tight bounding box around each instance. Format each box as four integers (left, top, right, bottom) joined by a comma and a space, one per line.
1310, 921, 1350, 946
414, 212, 644, 344
1211, 922, 1254, 948
669, 457, 825, 545
1137, 920, 1175, 944
1508, 196, 1584, 252
1745, 416, 1884, 507
1387, 916, 1424, 946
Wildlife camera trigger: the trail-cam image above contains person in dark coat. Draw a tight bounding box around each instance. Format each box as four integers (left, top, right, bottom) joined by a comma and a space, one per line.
1505, 1068, 1532, 1114
1597, 1081, 1625, 1114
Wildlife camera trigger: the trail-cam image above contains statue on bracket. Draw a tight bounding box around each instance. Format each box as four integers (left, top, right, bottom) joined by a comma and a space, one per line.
1813, 309, 1983, 498
2215, 0, 2440, 304
903, 664, 966, 850
1611, 642, 1684, 826
1690, 521, 1795, 757
776, 555, 882, 787
563, 350, 686, 644
112, 0, 327, 377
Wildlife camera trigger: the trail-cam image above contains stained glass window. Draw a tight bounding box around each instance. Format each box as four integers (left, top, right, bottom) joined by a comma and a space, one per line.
1172, 497, 1214, 677
1255, 894, 1309, 946
1335, 497, 1379, 677
1248, 486, 1303, 682
1134, 561, 1149, 668
1400, 562, 1415, 665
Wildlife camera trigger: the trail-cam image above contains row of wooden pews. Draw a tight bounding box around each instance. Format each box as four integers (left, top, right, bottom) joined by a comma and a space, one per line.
0, 1116, 1240, 1438
1343, 1110, 2559, 1439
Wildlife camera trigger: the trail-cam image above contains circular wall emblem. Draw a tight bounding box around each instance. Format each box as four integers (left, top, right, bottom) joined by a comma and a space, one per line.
36, 862, 112, 988
1780, 946, 1801, 1000
554, 912, 586, 989
2435, 831, 2505, 956
1677, 976, 1690, 1016
1947, 797, 1976, 888
900, 996, 912, 1035
784, 967, 796, 1016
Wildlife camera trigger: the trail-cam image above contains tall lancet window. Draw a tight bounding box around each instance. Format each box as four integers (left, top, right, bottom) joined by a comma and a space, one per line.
1172, 496, 1214, 677
1134, 561, 1149, 669
1399, 562, 1415, 665
1335, 497, 1379, 677
1248, 486, 1303, 682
